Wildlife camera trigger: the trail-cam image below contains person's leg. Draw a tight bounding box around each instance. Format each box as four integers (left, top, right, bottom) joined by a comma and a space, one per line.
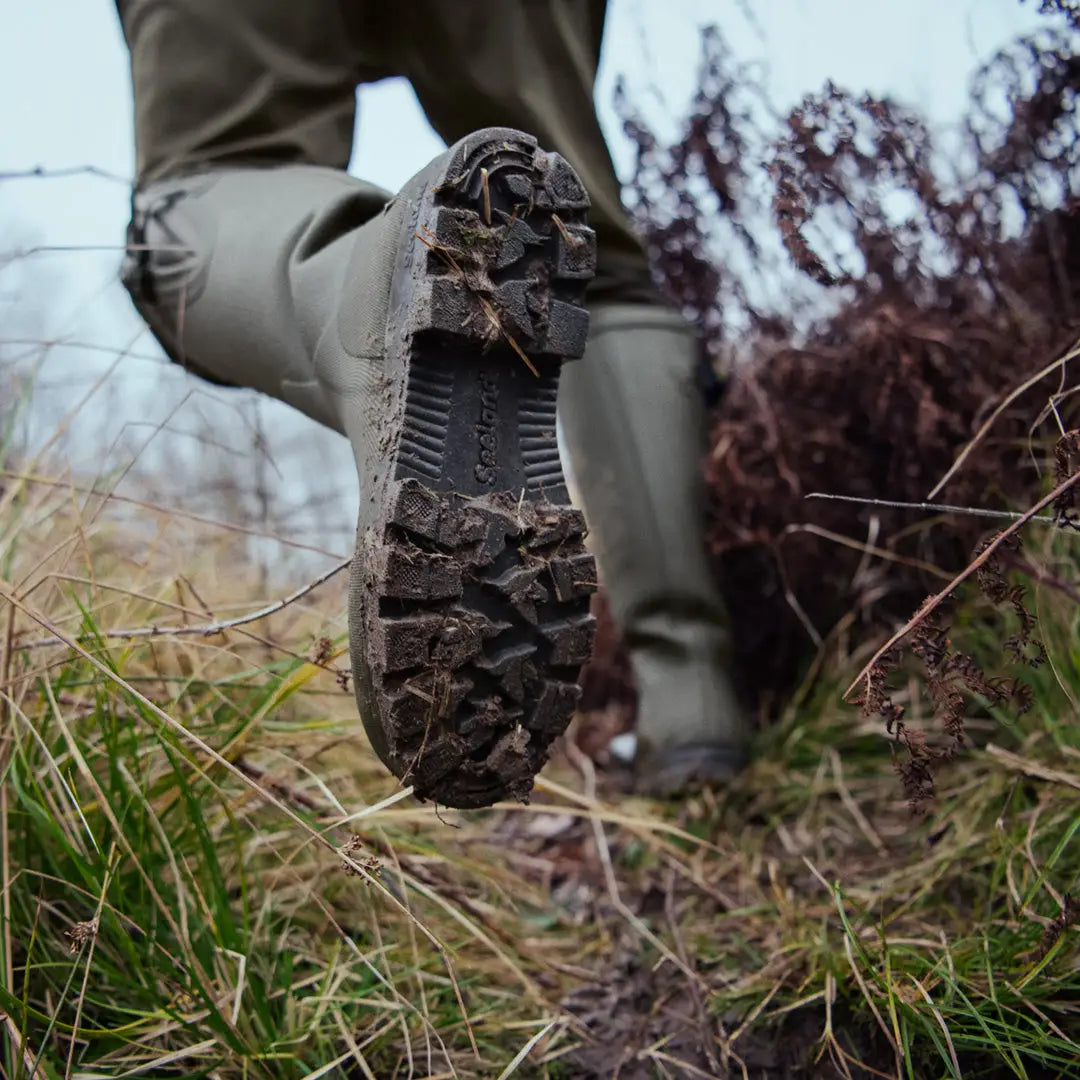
116, 0, 599, 808
558, 307, 748, 793
396, 0, 748, 791
117, 0, 390, 414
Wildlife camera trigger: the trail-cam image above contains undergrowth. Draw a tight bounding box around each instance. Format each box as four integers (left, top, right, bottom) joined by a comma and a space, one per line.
2, 405, 1080, 1079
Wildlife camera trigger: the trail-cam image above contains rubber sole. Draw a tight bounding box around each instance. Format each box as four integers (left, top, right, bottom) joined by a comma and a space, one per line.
350, 128, 598, 809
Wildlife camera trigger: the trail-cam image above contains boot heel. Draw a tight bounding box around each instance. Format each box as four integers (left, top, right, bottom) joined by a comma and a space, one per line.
363, 480, 596, 808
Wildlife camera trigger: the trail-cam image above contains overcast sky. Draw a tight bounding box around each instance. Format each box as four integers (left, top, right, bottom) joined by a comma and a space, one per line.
0, 0, 1053, 556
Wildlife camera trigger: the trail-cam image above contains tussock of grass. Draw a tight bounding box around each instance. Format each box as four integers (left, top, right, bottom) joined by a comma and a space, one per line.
1, 464, 1079, 1079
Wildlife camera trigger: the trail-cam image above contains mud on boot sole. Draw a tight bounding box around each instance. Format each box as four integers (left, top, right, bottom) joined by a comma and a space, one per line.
350, 127, 598, 809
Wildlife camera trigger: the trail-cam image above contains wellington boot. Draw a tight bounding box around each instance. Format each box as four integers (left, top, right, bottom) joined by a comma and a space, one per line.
558, 304, 748, 795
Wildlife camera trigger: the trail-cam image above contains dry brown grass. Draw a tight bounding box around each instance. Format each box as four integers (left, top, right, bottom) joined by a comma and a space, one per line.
2, 449, 1079, 1078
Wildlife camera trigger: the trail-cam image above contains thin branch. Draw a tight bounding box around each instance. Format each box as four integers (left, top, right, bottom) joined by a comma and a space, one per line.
4, 243, 189, 259
781, 522, 953, 579
805, 491, 1058, 524
0, 164, 131, 184
773, 542, 823, 647
0, 337, 167, 365
15, 557, 351, 650
842, 469, 1080, 702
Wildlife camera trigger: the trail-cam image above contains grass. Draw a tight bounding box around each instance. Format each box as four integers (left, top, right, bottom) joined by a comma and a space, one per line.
1, 459, 1079, 1079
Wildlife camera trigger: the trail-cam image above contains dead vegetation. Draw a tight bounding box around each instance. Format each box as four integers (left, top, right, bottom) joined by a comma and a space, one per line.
582, 11, 1080, 734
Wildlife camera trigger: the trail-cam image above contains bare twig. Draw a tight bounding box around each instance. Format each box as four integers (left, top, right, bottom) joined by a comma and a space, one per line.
782, 522, 953, 579
0, 337, 167, 365
7, 243, 190, 258
773, 542, 823, 647
927, 339, 1080, 499
16, 556, 351, 650
1, 469, 346, 557
0, 164, 131, 184
805, 492, 1058, 524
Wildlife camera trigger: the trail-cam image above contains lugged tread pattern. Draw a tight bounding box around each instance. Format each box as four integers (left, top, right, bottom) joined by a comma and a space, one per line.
373, 480, 596, 807
351, 127, 597, 809
519, 370, 564, 491
411, 131, 596, 358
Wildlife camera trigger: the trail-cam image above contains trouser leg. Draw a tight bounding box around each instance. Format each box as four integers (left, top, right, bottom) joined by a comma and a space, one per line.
391, 0, 657, 307
116, 0, 370, 183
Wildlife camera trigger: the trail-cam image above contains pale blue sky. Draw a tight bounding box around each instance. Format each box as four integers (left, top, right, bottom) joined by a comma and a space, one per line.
0, 0, 1054, 557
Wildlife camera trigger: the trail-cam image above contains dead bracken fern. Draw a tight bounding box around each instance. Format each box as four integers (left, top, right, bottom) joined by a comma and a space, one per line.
853, 429, 1080, 811
1025, 0, 1080, 27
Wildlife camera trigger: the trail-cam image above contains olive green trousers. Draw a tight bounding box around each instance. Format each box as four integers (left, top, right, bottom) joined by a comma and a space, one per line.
116, 0, 656, 305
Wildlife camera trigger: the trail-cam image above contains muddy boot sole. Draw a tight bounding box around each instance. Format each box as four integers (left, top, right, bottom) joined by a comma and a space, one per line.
350, 128, 598, 809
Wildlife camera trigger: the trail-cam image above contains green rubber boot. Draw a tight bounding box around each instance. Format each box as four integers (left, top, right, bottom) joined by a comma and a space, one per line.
123, 128, 599, 808
558, 304, 748, 795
